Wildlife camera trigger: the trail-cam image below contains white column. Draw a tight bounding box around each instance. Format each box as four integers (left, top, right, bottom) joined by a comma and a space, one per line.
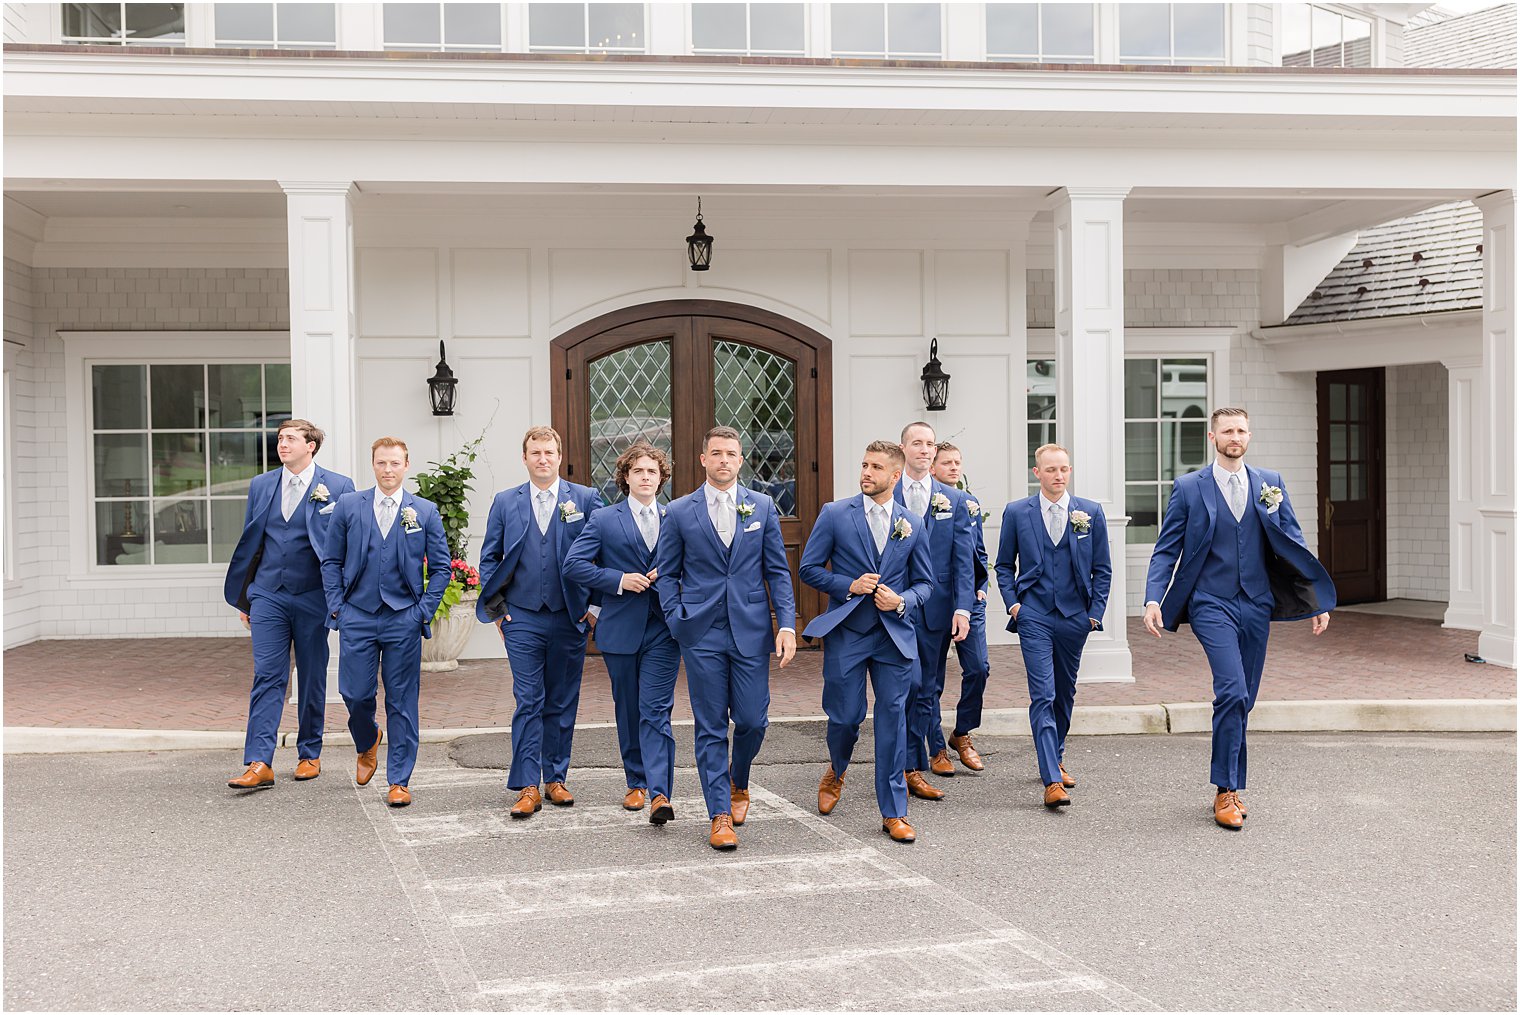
1475, 191, 1516, 667
282, 180, 358, 701
1441, 354, 1484, 631
1054, 186, 1133, 681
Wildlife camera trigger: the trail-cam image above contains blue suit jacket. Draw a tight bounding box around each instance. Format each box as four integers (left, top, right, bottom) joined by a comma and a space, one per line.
319, 488, 450, 638
894, 476, 974, 628
964, 488, 990, 595
799, 495, 934, 659
475, 480, 604, 629
995, 494, 1112, 633
563, 498, 666, 655
654, 485, 797, 657
223, 464, 355, 611
1145, 465, 1336, 631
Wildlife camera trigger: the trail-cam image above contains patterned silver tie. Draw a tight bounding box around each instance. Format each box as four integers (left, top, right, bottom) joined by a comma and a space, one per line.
379, 496, 395, 536
909, 481, 928, 518
282, 476, 302, 522
870, 504, 888, 555
1229, 473, 1245, 522
1048, 503, 1064, 545
714, 491, 733, 547
536, 490, 553, 535
638, 505, 658, 552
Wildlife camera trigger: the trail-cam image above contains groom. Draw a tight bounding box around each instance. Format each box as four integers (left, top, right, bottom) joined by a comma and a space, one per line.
1144, 408, 1334, 830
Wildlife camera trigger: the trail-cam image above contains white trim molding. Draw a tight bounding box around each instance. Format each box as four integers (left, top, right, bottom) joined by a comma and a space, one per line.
1253, 311, 1481, 373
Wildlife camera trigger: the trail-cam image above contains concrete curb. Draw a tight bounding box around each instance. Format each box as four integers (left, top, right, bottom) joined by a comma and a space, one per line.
5, 699, 1512, 754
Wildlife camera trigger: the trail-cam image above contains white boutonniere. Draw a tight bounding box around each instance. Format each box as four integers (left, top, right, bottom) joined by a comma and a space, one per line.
1070, 509, 1091, 533
930, 492, 952, 514
400, 506, 420, 533
559, 499, 581, 522
1259, 483, 1283, 511
891, 517, 912, 541
966, 499, 989, 524
737, 502, 755, 519
309, 483, 330, 503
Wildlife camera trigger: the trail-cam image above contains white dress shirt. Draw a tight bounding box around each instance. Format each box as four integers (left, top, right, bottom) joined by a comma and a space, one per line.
1212, 460, 1248, 521
1039, 490, 1072, 546
373, 486, 402, 537
280, 460, 317, 521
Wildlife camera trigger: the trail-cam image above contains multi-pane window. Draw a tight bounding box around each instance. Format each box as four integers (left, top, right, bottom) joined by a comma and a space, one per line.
61, 3, 184, 45
987, 4, 1095, 63
384, 3, 504, 51
1280, 4, 1372, 68
1124, 358, 1211, 543
1118, 3, 1226, 65
831, 3, 942, 59
528, 3, 645, 53
692, 3, 806, 56
1026, 358, 1057, 496
214, 4, 336, 48
90, 362, 291, 567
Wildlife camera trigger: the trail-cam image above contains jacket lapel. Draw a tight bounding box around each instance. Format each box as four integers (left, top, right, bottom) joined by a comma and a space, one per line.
1025, 497, 1045, 567
617, 499, 646, 563
302, 466, 324, 544
851, 496, 880, 566
1245, 466, 1276, 529
398, 490, 417, 579
695, 487, 728, 561
519, 484, 538, 538
1199, 468, 1219, 539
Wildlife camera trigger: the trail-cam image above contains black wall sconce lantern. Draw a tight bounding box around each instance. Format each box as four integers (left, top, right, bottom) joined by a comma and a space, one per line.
686, 197, 713, 271
428, 340, 458, 416
921, 338, 950, 412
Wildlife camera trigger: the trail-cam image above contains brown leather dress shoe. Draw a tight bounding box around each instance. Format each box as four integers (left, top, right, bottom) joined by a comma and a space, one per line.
649, 794, 674, 825
623, 788, 647, 811
355, 730, 382, 787
510, 786, 542, 819
228, 762, 274, 790
386, 784, 411, 807
905, 770, 945, 801
544, 782, 575, 806
1059, 764, 1076, 789
881, 817, 916, 843
1235, 792, 1249, 818
709, 814, 738, 850
1214, 790, 1244, 830
929, 748, 956, 777
818, 767, 844, 815
730, 785, 750, 826
1044, 783, 1071, 808
293, 758, 321, 781
948, 734, 984, 772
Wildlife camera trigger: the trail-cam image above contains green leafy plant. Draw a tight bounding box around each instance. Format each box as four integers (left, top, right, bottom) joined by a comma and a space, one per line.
414, 430, 485, 623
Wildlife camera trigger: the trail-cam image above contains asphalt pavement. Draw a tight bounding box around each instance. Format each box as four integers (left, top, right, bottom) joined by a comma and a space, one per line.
3, 729, 1514, 1012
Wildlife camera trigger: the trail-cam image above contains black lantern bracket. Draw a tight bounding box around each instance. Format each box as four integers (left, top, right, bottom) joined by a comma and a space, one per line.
921, 337, 951, 412
686, 196, 713, 271
428, 340, 458, 417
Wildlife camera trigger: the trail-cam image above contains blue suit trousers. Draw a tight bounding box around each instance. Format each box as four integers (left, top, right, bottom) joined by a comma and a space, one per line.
338, 601, 423, 787
821, 624, 913, 818
1189, 588, 1273, 790
244, 588, 330, 765
682, 620, 770, 819
951, 599, 990, 737
906, 615, 950, 771
602, 620, 681, 798
1015, 605, 1090, 787
502, 606, 585, 789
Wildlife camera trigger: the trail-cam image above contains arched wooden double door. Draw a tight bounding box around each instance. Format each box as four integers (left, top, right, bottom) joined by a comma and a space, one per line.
551, 300, 833, 631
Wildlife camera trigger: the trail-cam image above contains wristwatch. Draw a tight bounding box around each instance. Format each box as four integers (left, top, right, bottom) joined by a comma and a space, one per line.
895, 601, 908, 617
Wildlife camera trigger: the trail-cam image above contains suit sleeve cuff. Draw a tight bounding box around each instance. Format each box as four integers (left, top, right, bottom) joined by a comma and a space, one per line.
954, 608, 971, 619
588, 605, 602, 618
1145, 600, 1160, 608
779, 627, 795, 636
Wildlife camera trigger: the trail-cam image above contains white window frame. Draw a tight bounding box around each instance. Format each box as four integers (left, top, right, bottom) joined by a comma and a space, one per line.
688, 2, 808, 57
1113, 2, 1229, 66
526, 2, 649, 54
829, 2, 946, 60
59, 1, 187, 45
62, 332, 291, 584
381, 3, 508, 52
1276, 3, 1376, 69
985, 3, 1098, 64
212, 3, 338, 49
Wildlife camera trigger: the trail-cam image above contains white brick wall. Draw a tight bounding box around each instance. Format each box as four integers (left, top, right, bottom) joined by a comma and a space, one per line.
1385, 362, 1448, 600
5, 267, 289, 645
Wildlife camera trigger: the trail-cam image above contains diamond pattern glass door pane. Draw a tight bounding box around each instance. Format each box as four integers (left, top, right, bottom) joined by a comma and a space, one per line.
713, 340, 797, 517
588, 340, 673, 503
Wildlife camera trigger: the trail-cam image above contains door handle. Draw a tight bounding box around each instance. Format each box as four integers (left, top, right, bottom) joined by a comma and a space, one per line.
1324, 498, 1335, 531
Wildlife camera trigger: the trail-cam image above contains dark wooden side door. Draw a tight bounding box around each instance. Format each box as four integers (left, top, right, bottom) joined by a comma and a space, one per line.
551, 300, 833, 632
1317, 367, 1386, 604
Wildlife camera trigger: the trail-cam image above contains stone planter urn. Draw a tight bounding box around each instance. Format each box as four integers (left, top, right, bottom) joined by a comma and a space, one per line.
421, 591, 479, 672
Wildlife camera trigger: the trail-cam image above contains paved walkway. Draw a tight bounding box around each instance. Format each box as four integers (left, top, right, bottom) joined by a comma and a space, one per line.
1, 614, 1504, 733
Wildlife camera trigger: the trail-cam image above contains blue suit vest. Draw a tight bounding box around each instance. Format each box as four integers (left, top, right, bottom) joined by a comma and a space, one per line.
248, 493, 320, 597
1026, 530, 1086, 618
350, 514, 415, 613
1199, 480, 1271, 600
507, 516, 567, 614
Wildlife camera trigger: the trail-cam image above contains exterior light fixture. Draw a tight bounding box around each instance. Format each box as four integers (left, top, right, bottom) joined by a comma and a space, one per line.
427, 340, 458, 416
921, 338, 950, 412
686, 197, 713, 271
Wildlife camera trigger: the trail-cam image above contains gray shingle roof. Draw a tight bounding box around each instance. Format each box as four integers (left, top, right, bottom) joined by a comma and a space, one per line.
1405, 4, 1517, 69
1282, 202, 1483, 326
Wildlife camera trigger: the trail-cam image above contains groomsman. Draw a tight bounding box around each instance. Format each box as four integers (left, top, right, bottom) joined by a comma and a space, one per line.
896, 421, 974, 801
931, 441, 992, 772
564, 443, 681, 824
225, 419, 354, 790
320, 437, 450, 807
801, 441, 933, 843
1144, 408, 1334, 830
996, 444, 1111, 808
477, 426, 604, 820
656, 426, 796, 851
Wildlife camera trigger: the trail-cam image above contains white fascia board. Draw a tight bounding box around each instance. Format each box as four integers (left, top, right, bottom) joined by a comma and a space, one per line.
1253, 310, 1480, 372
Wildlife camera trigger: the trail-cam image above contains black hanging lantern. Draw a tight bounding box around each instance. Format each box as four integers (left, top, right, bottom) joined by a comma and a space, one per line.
427, 340, 458, 417
686, 197, 713, 271
921, 337, 950, 412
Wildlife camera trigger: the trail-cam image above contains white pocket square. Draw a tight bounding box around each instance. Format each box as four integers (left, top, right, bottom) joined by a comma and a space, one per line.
1266, 504, 1280, 514
319, 504, 336, 515
1077, 534, 1089, 540
744, 521, 761, 532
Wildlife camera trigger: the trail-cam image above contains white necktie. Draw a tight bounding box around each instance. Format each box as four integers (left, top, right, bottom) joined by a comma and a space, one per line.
714, 491, 733, 547
869, 504, 888, 555
1047, 502, 1064, 545
638, 505, 658, 553
1228, 472, 1245, 522
536, 490, 553, 535
909, 481, 928, 518
282, 475, 302, 521
379, 496, 395, 536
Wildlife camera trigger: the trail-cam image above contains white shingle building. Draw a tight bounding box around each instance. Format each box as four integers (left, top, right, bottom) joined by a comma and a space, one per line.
3, 3, 1515, 676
